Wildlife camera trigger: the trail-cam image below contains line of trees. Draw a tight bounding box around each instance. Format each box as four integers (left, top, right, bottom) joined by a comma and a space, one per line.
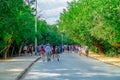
58, 0, 120, 56
0, 0, 73, 59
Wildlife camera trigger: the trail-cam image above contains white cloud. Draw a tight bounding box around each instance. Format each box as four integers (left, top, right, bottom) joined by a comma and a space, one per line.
43, 7, 65, 17
46, 17, 58, 25
37, 0, 72, 25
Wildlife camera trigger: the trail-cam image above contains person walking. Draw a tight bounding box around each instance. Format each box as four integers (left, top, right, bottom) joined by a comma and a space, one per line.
85, 46, 89, 57
40, 46, 45, 62
78, 45, 82, 56
59, 45, 63, 53
28, 45, 33, 56
67, 45, 70, 53
51, 45, 56, 61
23, 45, 28, 55
55, 45, 61, 61
45, 44, 52, 62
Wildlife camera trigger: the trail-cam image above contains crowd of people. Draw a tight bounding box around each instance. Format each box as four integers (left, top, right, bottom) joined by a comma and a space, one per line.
23, 44, 63, 62
62, 45, 89, 57
23, 44, 89, 62
23, 44, 33, 56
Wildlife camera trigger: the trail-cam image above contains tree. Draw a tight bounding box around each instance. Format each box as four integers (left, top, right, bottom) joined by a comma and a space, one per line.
58, 0, 120, 56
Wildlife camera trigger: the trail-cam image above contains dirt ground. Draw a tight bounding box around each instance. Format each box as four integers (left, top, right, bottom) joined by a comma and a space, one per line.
88, 52, 120, 67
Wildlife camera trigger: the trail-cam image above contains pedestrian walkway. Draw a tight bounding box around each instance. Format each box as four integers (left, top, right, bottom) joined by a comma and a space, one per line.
0, 55, 40, 80
22, 53, 120, 80
0, 52, 120, 80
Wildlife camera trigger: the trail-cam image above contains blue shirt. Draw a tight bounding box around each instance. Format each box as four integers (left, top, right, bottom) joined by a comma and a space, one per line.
45, 45, 51, 52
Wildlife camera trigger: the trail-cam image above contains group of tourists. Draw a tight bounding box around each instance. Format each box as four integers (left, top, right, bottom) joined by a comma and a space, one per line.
23, 44, 89, 62
63, 45, 89, 57
78, 45, 89, 57
38, 44, 63, 62
23, 44, 63, 62
23, 44, 33, 56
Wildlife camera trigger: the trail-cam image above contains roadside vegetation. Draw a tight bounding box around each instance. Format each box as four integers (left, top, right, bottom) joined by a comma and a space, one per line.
58, 0, 120, 56
0, 0, 120, 59
0, 0, 72, 59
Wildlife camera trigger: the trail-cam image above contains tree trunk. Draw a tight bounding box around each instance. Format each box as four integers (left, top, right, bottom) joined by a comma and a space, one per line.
11, 46, 15, 57
18, 42, 24, 56
3, 45, 11, 59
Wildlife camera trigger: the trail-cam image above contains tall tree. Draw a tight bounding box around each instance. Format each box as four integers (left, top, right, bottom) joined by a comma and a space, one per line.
58, 0, 120, 56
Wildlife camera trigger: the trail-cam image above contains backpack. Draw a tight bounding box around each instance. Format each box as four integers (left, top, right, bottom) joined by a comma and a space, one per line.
56, 47, 60, 53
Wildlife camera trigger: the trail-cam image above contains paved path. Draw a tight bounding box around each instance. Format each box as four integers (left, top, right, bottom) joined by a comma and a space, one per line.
0, 56, 40, 80
22, 53, 120, 80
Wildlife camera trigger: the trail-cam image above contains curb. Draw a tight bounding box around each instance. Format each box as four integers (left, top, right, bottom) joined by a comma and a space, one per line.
15, 57, 41, 80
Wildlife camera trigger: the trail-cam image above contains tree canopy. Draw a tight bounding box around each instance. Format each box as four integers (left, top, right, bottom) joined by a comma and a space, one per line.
58, 0, 120, 56
0, 0, 72, 59
1, 0, 119, 58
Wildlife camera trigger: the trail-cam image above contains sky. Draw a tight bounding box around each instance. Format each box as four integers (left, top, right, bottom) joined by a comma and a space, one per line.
37, 0, 72, 25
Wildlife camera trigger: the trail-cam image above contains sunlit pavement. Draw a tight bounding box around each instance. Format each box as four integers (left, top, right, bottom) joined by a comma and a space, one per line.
0, 55, 40, 80
22, 53, 120, 80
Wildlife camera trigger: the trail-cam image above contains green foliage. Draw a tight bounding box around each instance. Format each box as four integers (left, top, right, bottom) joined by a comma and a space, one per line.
0, 0, 71, 58
58, 0, 120, 56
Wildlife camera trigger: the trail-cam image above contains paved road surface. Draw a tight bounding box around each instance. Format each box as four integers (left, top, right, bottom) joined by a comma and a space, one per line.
0, 56, 39, 80
22, 53, 120, 80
